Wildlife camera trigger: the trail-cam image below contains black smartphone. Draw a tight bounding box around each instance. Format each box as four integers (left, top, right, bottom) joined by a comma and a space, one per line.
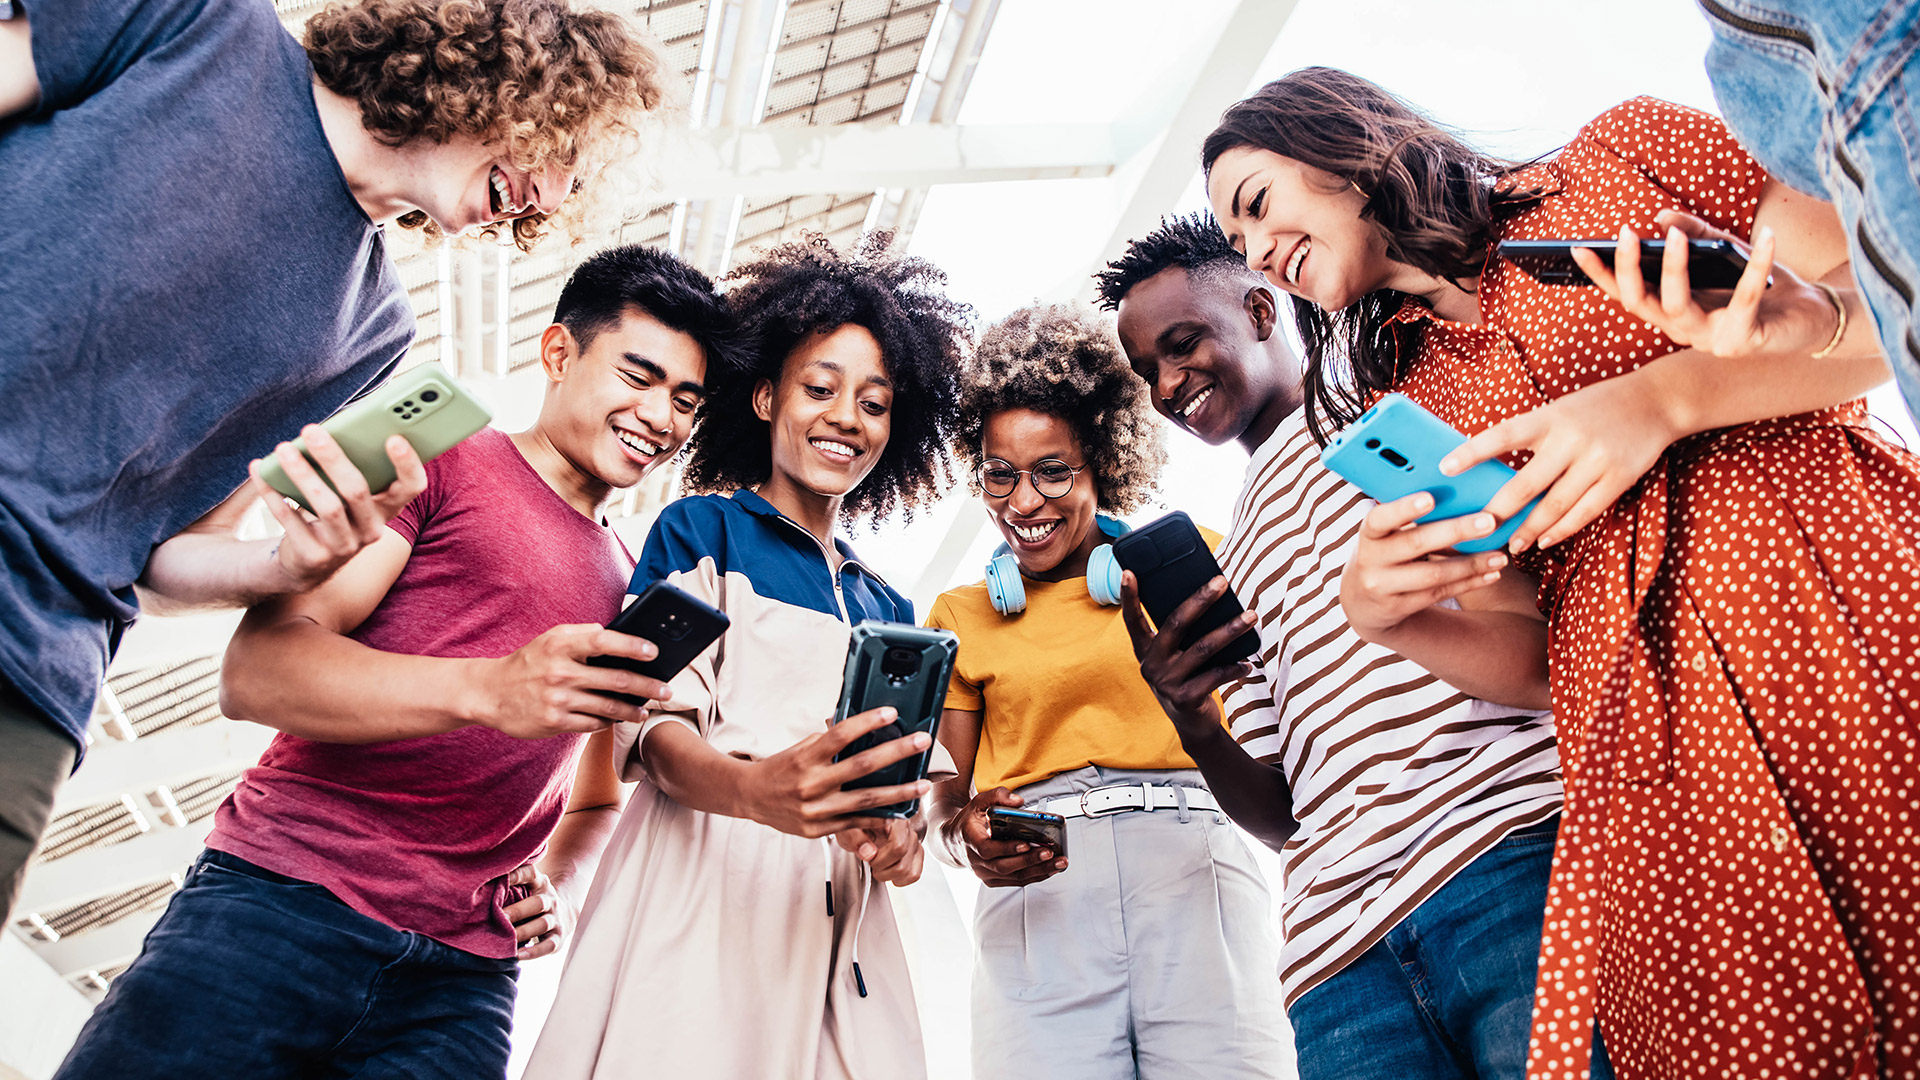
987, 806, 1068, 859
1500, 238, 1761, 290
832, 621, 959, 818
587, 580, 730, 699
1111, 511, 1260, 666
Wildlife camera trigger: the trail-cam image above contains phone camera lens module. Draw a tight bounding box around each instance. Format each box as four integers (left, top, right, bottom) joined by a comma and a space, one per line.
1364, 438, 1380, 449
881, 645, 920, 681
420, 389, 440, 403
661, 613, 692, 641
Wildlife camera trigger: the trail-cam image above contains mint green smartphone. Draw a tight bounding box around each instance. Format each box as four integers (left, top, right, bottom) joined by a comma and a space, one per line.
258, 362, 491, 512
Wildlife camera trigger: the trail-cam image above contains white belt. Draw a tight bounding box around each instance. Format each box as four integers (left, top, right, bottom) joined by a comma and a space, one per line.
1040, 782, 1221, 820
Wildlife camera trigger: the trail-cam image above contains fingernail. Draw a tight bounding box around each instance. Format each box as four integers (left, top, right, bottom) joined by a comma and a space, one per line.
1038, 850, 1052, 860
1488, 553, 1508, 570
1510, 537, 1530, 555
916, 780, 931, 793
1056, 859, 1068, 869
912, 733, 931, 748
1483, 571, 1501, 583
1668, 225, 1684, 243
1474, 513, 1494, 532
881, 707, 897, 720
1758, 224, 1774, 244
1016, 843, 1029, 853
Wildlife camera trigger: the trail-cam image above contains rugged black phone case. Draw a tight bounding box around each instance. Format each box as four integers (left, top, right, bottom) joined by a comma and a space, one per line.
833, 621, 959, 818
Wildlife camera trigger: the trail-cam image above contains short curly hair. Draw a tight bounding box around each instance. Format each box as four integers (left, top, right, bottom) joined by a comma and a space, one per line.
680, 232, 972, 525
1092, 211, 1261, 311
305, 0, 665, 251
954, 304, 1167, 515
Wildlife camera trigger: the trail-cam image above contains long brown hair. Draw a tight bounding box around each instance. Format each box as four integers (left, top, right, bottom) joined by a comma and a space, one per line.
1201, 67, 1549, 443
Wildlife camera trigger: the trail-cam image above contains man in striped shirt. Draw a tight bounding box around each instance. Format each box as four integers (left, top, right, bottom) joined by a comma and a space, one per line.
1095, 214, 1581, 1080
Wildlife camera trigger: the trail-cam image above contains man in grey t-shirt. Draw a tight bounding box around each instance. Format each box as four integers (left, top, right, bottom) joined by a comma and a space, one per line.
0, 0, 663, 922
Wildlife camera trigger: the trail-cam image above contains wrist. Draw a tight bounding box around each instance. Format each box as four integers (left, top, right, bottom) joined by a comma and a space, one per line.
1624, 360, 1697, 442
452, 658, 500, 731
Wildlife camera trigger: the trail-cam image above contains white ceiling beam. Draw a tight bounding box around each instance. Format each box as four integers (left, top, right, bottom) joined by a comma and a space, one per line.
18, 821, 210, 914
647, 121, 1132, 202
54, 720, 272, 813
34, 910, 163, 980
108, 609, 239, 675
1092, 0, 1302, 275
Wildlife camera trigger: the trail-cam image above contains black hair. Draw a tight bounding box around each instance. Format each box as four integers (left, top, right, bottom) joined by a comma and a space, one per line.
552, 244, 743, 378
955, 304, 1166, 514
680, 232, 973, 524
1092, 211, 1263, 311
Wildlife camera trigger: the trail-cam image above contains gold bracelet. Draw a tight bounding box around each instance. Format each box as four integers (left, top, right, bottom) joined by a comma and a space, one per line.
1811, 282, 1847, 359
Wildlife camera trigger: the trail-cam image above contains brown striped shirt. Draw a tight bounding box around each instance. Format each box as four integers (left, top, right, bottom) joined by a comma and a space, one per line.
1218, 414, 1563, 1008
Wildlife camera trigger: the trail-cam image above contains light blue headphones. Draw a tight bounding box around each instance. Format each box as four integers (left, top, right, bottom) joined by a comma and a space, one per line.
985, 514, 1130, 616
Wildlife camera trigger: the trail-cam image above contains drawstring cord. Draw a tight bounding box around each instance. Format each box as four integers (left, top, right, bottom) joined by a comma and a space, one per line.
820, 836, 871, 998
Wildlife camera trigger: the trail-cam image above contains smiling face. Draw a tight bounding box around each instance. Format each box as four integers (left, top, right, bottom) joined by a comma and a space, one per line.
1114, 265, 1301, 453
541, 306, 707, 491
753, 323, 893, 511
409, 131, 577, 237
980, 408, 1102, 581
1206, 145, 1396, 314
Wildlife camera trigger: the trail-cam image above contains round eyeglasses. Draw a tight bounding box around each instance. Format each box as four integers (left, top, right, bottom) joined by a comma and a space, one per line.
979, 458, 1086, 499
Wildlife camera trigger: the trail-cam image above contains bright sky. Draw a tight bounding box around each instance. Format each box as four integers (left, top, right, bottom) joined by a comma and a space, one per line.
507, 3, 1920, 1076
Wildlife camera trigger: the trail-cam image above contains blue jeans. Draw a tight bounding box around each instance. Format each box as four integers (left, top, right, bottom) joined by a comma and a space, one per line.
1700, 0, 1920, 424
54, 850, 519, 1080
1287, 819, 1611, 1080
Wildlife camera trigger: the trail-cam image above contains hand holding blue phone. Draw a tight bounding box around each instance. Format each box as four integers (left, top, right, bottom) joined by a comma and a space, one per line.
1319, 394, 1541, 553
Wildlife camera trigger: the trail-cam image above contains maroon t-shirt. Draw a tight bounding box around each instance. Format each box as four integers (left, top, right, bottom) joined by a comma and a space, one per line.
206, 427, 633, 957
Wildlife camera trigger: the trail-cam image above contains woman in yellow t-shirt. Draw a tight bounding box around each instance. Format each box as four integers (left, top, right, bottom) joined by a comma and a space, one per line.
926, 304, 1287, 1079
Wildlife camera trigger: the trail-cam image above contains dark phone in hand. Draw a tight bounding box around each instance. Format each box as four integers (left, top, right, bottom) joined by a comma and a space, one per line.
587, 580, 730, 701
987, 806, 1067, 859
832, 622, 958, 818
1111, 511, 1259, 666
1500, 238, 1760, 290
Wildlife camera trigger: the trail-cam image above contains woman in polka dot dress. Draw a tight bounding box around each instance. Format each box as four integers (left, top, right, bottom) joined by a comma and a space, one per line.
1203, 68, 1919, 1079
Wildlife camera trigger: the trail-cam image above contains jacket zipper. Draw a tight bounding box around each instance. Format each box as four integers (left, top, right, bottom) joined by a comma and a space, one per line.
1697, 0, 1919, 357
766, 512, 855, 624
1697, 0, 1814, 54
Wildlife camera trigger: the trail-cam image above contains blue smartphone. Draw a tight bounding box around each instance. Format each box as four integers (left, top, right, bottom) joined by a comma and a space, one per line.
1319, 394, 1538, 554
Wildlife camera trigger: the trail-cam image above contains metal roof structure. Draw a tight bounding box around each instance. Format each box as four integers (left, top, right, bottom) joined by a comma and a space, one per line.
6, 0, 1296, 1047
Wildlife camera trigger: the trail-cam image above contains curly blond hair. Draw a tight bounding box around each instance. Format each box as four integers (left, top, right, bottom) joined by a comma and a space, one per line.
304, 0, 665, 251
955, 304, 1167, 515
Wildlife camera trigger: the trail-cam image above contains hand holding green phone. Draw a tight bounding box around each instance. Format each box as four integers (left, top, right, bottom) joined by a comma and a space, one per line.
256, 363, 492, 513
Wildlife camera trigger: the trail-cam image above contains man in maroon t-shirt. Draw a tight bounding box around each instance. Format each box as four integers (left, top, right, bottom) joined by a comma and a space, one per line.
55, 246, 740, 1080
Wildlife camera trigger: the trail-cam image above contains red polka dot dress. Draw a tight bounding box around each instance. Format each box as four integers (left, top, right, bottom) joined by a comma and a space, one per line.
1393, 98, 1920, 1080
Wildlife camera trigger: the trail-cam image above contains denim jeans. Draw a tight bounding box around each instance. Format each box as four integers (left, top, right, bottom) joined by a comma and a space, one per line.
1287, 819, 1611, 1080
54, 849, 519, 1080
1700, 0, 1920, 425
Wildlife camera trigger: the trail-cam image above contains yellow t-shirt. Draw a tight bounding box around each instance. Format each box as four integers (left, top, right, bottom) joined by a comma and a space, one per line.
927, 535, 1226, 792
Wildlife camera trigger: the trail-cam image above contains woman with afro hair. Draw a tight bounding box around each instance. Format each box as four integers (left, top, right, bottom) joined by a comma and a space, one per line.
925, 304, 1288, 1078
526, 232, 971, 1080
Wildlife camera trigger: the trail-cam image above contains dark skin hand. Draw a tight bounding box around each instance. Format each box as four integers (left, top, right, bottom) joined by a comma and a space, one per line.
1119, 571, 1296, 851
935, 782, 1068, 888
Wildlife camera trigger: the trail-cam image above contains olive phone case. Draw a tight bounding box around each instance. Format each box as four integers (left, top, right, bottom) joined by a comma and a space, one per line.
1318, 393, 1540, 554
987, 806, 1068, 858
832, 621, 959, 818
1499, 238, 1756, 290
258, 362, 492, 513
588, 579, 731, 700
1110, 511, 1260, 665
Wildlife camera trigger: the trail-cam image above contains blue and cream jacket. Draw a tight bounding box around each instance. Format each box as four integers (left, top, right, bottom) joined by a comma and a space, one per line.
611, 489, 953, 776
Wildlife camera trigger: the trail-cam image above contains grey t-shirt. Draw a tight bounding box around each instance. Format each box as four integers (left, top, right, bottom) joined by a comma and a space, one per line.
1, 0, 414, 754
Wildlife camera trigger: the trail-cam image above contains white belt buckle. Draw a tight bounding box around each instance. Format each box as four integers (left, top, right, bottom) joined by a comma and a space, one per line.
1080, 785, 1132, 818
